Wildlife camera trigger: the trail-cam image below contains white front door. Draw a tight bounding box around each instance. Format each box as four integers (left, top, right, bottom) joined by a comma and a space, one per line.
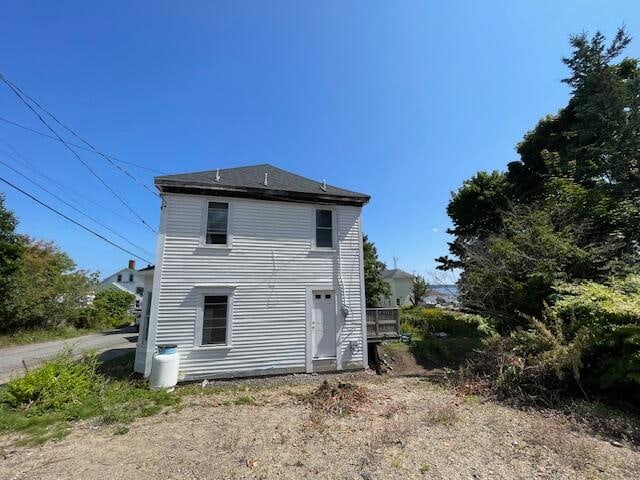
312, 290, 337, 359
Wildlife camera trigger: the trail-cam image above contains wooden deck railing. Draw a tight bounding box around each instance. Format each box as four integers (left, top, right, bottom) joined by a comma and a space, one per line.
366, 308, 401, 340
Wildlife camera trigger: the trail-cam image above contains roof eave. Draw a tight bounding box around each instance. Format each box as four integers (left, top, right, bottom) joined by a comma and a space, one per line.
155, 181, 370, 207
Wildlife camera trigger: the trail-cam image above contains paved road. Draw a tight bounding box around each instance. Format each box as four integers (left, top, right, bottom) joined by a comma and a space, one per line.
0, 326, 138, 383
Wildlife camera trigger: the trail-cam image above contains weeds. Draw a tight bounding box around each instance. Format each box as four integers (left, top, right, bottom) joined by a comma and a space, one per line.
423, 403, 459, 426
525, 417, 597, 471
234, 395, 256, 406
0, 352, 178, 446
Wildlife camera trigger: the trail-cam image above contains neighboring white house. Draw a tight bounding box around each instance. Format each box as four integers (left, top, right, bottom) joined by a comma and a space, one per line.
99, 260, 152, 318
379, 268, 414, 307
135, 164, 370, 380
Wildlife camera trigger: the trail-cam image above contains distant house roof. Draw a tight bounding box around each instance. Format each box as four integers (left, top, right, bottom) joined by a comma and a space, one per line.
381, 268, 414, 280
154, 164, 370, 206
137, 265, 155, 272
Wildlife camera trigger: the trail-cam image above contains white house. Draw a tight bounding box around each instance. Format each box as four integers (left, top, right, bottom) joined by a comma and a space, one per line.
379, 268, 414, 307
100, 260, 151, 314
135, 164, 370, 380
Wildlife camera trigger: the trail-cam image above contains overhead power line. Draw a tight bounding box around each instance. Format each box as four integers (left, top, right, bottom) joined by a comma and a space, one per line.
0, 115, 166, 174
0, 175, 153, 264
0, 153, 155, 258
0, 136, 142, 227
0, 72, 157, 232
0, 76, 162, 197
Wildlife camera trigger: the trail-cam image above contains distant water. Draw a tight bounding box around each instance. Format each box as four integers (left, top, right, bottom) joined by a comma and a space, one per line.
425, 284, 458, 304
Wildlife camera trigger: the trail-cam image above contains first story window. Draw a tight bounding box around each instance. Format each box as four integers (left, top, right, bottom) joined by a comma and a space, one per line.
206, 202, 228, 245
315, 209, 333, 248
202, 295, 229, 345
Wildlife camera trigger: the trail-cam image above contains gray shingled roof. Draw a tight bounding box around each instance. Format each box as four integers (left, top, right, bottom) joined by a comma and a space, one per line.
381, 268, 414, 280
155, 164, 370, 205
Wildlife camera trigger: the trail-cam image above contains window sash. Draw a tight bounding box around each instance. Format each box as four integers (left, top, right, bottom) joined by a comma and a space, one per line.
206, 202, 228, 245
315, 209, 333, 248
201, 295, 228, 345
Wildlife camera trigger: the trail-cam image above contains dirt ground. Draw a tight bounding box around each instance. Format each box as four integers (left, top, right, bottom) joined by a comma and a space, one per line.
2, 368, 640, 480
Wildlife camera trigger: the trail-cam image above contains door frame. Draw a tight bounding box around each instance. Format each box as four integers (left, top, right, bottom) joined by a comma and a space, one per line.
305, 284, 340, 373
311, 289, 338, 361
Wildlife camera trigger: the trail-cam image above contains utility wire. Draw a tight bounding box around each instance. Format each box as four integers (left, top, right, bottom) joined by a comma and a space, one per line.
0, 137, 142, 227
0, 73, 157, 232
0, 175, 153, 264
0, 75, 162, 197
0, 115, 166, 174
0, 154, 155, 258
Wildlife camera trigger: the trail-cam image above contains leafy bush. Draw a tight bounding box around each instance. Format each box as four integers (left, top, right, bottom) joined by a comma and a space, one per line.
89, 289, 135, 329
542, 276, 640, 391
401, 307, 495, 367
458, 275, 640, 403
1, 353, 97, 413
401, 307, 496, 338
0, 352, 178, 445
412, 336, 484, 366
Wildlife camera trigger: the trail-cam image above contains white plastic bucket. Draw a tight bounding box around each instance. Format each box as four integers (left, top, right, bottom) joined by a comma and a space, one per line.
149, 344, 180, 390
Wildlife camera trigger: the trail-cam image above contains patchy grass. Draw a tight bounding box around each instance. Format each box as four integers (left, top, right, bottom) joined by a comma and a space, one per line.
423, 402, 459, 426
563, 401, 640, 445
0, 327, 100, 348
0, 352, 177, 446
524, 416, 599, 472
382, 341, 409, 352
234, 395, 256, 406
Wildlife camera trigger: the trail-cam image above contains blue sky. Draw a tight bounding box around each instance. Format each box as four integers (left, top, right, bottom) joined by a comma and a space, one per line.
0, 1, 638, 280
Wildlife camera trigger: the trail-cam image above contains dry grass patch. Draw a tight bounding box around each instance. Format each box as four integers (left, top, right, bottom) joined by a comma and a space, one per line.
423, 402, 460, 426
524, 416, 598, 472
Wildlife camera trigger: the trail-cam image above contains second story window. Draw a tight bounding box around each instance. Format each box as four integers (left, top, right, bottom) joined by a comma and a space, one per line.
315, 209, 333, 248
129, 274, 134, 282
206, 202, 228, 245
117, 274, 122, 282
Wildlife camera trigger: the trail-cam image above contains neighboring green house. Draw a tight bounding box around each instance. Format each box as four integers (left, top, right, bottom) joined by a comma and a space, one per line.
379, 268, 414, 307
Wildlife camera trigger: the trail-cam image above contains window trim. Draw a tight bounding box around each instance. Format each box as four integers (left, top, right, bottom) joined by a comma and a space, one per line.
312, 207, 337, 251
140, 290, 152, 346
200, 199, 233, 249
194, 285, 236, 349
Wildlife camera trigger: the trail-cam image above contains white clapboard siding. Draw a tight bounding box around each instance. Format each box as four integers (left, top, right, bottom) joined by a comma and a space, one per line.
142, 193, 365, 380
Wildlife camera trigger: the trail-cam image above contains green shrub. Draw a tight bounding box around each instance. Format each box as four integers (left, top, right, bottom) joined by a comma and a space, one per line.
0, 352, 179, 445
458, 275, 640, 403
89, 289, 135, 329
412, 336, 484, 366
544, 276, 640, 391
401, 307, 496, 338
400, 307, 495, 367
1, 353, 98, 413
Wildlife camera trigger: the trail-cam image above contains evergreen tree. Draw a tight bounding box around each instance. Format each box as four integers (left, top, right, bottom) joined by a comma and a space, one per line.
363, 235, 390, 307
